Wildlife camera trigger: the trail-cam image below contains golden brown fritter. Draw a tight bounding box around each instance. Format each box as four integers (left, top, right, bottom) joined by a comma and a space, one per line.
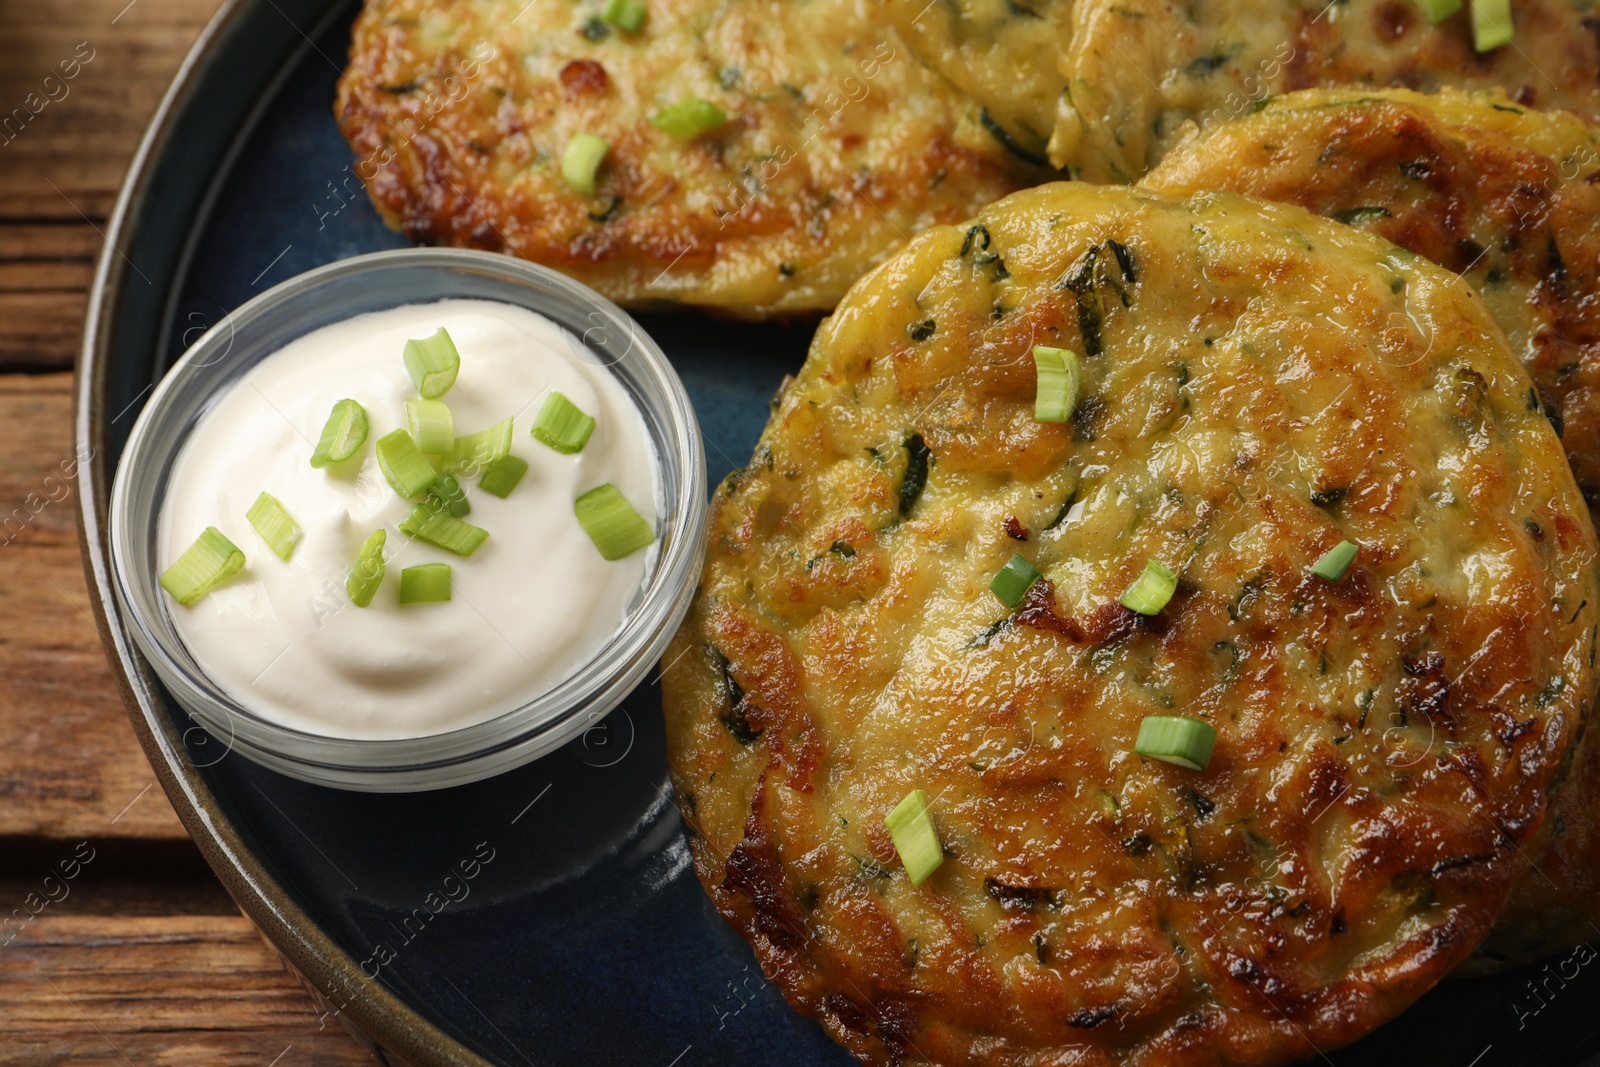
880, 0, 1074, 167
662, 183, 1599, 1066
1144, 89, 1600, 498
1053, 0, 1600, 180
334, 0, 1027, 318
1468, 729, 1600, 971
1145, 89, 1600, 970
1142, 91, 1600, 967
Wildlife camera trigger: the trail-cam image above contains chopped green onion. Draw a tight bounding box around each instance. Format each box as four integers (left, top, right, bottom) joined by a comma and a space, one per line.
650, 98, 727, 138
1413, 0, 1461, 22
884, 789, 943, 886
478, 454, 529, 498
399, 563, 452, 604
990, 553, 1041, 608
601, 0, 647, 32
1134, 715, 1218, 771
1471, 0, 1512, 50
159, 527, 245, 606
574, 483, 654, 560
1032, 345, 1082, 423
402, 328, 461, 399
531, 392, 596, 454
375, 428, 438, 499
399, 504, 489, 557
346, 529, 386, 608
1312, 540, 1359, 582
427, 472, 471, 518
562, 134, 610, 196
442, 418, 514, 475
405, 398, 455, 455
309, 399, 369, 468
245, 492, 302, 561
1120, 558, 1176, 616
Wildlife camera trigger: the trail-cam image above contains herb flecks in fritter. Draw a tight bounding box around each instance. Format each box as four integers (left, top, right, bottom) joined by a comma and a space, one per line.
662, 183, 1599, 1067
1053, 0, 1599, 179
1145, 86, 1600, 971
335, 0, 1028, 318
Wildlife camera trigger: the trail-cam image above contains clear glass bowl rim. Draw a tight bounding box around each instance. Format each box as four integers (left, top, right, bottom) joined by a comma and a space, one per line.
108, 247, 707, 791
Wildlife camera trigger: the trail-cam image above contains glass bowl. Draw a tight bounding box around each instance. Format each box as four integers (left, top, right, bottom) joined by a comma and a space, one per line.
108, 248, 706, 791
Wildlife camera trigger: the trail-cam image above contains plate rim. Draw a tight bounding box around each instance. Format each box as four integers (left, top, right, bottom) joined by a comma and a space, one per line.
72, 0, 494, 1062
73, 4, 1600, 1066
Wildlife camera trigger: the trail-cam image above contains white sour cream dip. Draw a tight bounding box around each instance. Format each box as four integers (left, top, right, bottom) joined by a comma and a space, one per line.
160, 299, 659, 740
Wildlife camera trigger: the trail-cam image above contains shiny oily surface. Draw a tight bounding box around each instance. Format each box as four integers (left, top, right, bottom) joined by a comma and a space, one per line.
334, 0, 1026, 318
1051, 0, 1600, 181
1144, 88, 1600, 502
1144, 85, 1600, 971
160, 299, 657, 740
879, 0, 1074, 167
662, 183, 1600, 1066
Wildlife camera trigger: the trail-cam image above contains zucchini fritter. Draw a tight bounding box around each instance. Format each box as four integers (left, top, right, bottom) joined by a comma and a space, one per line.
335, 0, 1024, 317
1470, 730, 1600, 971
1143, 86, 1600, 969
1144, 88, 1600, 497
880, 0, 1073, 167
1053, 0, 1600, 180
662, 183, 1599, 1066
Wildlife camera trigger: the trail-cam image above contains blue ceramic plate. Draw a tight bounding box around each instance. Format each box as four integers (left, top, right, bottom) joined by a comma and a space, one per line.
75, 1, 1600, 1063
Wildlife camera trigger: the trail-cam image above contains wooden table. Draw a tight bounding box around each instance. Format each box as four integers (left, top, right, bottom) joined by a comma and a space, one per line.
1, 0, 373, 1061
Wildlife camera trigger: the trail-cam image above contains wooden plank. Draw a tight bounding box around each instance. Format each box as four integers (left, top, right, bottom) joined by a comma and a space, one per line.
0, 0, 379, 1060
0, 0, 229, 371
0, 223, 100, 372
0, 914, 373, 1065
0, 292, 86, 371
0, 876, 236, 916
0, 372, 88, 550
0, 261, 94, 292
0, 372, 187, 841
0, 0, 228, 221
0, 223, 101, 262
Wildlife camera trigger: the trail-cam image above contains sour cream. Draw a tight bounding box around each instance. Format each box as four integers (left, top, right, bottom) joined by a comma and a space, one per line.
159, 299, 659, 740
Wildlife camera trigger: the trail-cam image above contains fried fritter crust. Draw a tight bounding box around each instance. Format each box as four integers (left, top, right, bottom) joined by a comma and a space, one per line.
1145, 88, 1600, 968
334, 0, 1025, 318
1152, 89, 1600, 979
1052, 0, 1600, 180
879, 0, 1074, 167
662, 183, 1599, 1066
1467, 729, 1600, 971
1145, 88, 1600, 497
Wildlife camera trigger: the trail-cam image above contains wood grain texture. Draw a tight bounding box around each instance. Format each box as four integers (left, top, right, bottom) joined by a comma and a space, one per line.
0, 915, 373, 1065
0, 372, 186, 841
0, 0, 224, 371
1, 0, 395, 1061
0, 0, 224, 214
0, 876, 238, 916
0, 232, 96, 368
